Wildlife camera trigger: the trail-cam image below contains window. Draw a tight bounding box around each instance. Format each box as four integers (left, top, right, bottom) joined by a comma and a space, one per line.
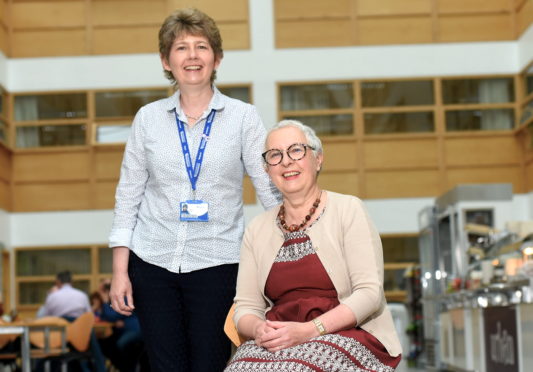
14, 93, 87, 121
16, 124, 86, 148
15, 246, 109, 310
13, 92, 88, 148
279, 83, 354, 135
442, 77, 515, 131
361, 80, 434, 107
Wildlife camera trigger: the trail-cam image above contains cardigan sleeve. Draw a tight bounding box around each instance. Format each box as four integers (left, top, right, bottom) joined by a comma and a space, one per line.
233, 223, 269, 329
338, 196, 384, 325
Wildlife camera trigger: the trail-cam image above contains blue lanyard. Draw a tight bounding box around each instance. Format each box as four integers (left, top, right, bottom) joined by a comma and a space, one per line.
174, 109, 216, 191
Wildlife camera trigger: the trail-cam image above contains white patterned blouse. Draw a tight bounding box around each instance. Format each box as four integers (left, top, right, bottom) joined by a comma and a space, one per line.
109, 86, 281, 273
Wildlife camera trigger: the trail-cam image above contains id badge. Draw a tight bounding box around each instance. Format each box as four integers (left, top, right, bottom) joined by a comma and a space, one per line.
180, 200, 209, 222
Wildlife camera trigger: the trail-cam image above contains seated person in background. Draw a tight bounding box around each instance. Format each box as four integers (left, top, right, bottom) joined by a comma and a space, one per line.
37, 271, 90, 319
225, 120, 402, 372
92, 279, 146, 372
37, 271, 106, 372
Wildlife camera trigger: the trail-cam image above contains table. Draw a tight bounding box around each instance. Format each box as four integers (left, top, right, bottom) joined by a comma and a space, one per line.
0, 322, 68, 372
0, 324, 30, 372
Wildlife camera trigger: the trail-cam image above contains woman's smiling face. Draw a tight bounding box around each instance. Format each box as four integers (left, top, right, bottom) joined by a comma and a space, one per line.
265, 126, 323, 198
161, 33, 220, 89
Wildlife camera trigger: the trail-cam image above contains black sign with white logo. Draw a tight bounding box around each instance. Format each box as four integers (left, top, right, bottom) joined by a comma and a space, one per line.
483, 306, 518, 372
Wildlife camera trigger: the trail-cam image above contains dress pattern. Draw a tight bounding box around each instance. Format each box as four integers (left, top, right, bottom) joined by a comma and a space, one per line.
225, 222, 400, 372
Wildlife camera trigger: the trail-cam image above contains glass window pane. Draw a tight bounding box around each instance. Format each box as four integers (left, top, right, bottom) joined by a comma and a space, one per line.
280, 84, 353, 111
99, 247, 112, 274
521, 100, 533, 125
16, 249, 91, 276
19, 280, 90, 305
95, 90, 168, 118
96, 124, 131, 144
446, 109, 514, 131
364, 112, 434, 134
282, 114, 353, 135
219, 86, 251, 103
382, 236, 419, 262
442, 78, 514, 104
526, 65, 533, 96
16, 124, 86, 148
384, 269, 407, 292
362, 80, 434, 107
14, 93, 87, 121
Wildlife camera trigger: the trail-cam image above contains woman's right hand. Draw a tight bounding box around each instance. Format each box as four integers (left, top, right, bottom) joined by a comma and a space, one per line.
253, 320, 275, 346
109, 246, 135, 316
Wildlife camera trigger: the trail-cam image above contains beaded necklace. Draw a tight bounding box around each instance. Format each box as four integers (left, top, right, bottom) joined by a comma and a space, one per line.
278, 191, 322, 232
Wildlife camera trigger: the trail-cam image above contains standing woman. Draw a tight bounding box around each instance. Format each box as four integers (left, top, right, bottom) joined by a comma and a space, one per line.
108, 8, 280, 372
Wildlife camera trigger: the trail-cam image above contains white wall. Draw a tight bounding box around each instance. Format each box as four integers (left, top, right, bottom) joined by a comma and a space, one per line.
518, 23, 533, 70
8, 210, 113, 248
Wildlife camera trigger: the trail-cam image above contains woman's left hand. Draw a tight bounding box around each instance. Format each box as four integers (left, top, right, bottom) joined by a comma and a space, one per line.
257, 320, 317, 352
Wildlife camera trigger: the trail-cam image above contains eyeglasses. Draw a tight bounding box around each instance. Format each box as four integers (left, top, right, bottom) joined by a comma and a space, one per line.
262, 143, 315, 166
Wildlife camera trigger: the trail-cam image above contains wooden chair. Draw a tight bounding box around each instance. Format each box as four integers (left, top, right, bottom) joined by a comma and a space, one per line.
30, 312, 96, 371
223, 304, 245, 347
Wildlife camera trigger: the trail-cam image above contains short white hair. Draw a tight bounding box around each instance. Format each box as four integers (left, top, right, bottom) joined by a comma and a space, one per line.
265, 120, 323, 156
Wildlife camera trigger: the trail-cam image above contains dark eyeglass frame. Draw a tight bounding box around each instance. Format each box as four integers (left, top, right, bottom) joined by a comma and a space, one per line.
262, 143, 315, 166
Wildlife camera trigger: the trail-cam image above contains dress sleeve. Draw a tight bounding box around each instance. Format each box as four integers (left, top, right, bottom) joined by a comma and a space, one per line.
108, 108, 149, 248
338, 197, 384, 324
240, 104, 281, 210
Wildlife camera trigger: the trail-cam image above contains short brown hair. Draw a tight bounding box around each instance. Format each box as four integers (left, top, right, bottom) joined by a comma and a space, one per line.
159, 8, 223, 86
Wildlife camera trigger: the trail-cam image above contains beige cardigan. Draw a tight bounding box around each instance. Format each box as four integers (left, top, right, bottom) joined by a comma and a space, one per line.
233, 191, 402, 357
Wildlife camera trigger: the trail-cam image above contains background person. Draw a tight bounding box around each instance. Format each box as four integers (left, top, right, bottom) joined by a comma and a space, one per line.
37, 271, 106, 372
226, 120, 402, 371
108, 7, 280, 372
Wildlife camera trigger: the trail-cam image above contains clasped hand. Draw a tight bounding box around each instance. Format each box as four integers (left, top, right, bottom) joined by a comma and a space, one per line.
254, 320, 315, 353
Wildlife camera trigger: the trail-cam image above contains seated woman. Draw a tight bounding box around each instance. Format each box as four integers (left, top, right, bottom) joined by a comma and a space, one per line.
225, 120, 402, 372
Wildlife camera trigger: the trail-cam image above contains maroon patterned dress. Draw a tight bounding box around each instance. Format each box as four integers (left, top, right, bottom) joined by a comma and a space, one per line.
225, 221, 401, 372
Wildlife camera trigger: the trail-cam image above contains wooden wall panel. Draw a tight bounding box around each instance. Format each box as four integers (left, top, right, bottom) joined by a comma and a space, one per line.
13, 152, 90, 182
94, 149, 123, 180
526, 159, 533, 192
91, 1, 166, 26
11, 1, 85, 29
0, 145, 10, 182
0, 180, 9, 210
275, 0, 351, 19
364, 138, 439, 169
196, 0, 249, 22
0, 25, 7, 54
12, 29, 86, 57
444, 136, 521, 166
322, 142, 357, 171
318, 172, 359, 196
438, 14, 514, 42
0, 145, 10, 210
365, 169, 441, 198
517, 0, 533, 35
13, 183, 91, 211
446, 166, 524, 192
358, 0, 431, 16
437, 0, 510, 13
94, 180, 117, 209
92, 26, 159, 55
276, 19, 353, 48
218, 23, 249, 50
358, 17, 433, 45
243, 175, 255, 205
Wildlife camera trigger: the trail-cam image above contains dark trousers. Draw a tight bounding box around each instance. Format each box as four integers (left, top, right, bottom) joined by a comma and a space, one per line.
129, 252, 238, 372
